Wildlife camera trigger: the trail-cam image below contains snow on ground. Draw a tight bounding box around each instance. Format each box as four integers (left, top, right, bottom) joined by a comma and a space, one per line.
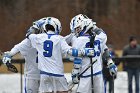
0, 71, 136, 93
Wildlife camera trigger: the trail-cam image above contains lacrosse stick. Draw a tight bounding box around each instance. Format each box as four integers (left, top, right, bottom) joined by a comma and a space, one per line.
68, 59, 97, 91
89, 31, 96, 93
112, 74, 115, 93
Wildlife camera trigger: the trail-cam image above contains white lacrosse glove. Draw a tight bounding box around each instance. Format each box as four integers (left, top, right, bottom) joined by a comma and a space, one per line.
107, 59, 117, 76
71, 68, 80, 84
2, 51, 12, 64
82, 48, 94, 57
67, 48, 94, 57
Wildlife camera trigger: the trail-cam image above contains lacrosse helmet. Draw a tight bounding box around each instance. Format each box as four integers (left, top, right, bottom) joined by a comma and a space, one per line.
70, 14, 89, 33
74, 18, 95, 36
42, 17, 62, 34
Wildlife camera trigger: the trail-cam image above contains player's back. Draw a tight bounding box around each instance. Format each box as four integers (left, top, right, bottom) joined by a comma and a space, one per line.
13, 39, 40, 79
29, 31, 70, 76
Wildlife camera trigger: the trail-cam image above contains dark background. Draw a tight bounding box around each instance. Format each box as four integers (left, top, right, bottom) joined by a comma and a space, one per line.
0, 0, 140, 50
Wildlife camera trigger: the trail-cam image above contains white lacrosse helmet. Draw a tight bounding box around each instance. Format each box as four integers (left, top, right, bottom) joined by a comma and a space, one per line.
70, 14, 89, 33
42, 17, 62, 34
74, 18, 95, 36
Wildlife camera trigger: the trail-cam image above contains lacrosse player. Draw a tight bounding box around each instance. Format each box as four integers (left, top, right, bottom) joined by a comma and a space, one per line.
65, 14, 117, 93
26, 17, 94, 93
2, 18, 47, 93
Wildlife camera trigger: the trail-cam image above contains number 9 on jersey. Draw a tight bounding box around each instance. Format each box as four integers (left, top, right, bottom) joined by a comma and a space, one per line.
43, 40, 53, 57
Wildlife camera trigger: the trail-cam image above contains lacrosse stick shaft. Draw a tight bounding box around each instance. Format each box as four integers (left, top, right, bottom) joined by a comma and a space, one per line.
89, 32, 96, 93
90, 57, 94, 93
112, 75, 114, 93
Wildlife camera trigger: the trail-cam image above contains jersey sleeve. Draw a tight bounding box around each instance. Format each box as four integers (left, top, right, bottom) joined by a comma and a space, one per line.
100, 32, 108, 54
10, 39, 32, 56
60, 36, 72, 56
28, 34, 38, 49
64, 33, 75, 44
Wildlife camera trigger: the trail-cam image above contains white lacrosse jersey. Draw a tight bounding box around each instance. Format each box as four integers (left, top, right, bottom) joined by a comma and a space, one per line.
71, 32, 108, 76
29, 31, 72, 76
10, 39, 40, 80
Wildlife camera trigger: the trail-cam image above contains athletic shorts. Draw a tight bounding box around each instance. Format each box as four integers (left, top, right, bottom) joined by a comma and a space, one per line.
24, 78, 40, 93
77, 73, 104, 93
39, 74, 68, 92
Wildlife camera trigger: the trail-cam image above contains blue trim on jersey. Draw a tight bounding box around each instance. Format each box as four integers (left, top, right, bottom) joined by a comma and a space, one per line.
80, 71, 102, 78
47, 34, 56, 39
40, 70, 64, 77
24, 78, 27, 93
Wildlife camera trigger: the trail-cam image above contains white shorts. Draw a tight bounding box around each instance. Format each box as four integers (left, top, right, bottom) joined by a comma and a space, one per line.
77, 73, 104, 93
24, 78, 40, 93
39, 74, 68, 92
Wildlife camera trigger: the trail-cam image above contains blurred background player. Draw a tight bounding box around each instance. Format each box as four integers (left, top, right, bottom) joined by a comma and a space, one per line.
27, 17, 94, 93
65, 14, 117, 93
102, 44, 120, 93
2, 18, 47, 93
122, 36, 140, 93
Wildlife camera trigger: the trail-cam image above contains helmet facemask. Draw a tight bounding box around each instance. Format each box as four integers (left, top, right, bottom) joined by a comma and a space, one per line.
70, 14, 89, 33
74, 19, 94, 37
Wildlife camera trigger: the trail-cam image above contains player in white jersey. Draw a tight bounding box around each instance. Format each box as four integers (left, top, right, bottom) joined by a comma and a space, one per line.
3, 39, 40, 93
2, 18, 48, 93
65, 14, 117, 93
26, 17, 94, 93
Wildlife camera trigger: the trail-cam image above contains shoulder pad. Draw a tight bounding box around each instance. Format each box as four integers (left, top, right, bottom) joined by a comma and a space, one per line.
94, 28, 105, 35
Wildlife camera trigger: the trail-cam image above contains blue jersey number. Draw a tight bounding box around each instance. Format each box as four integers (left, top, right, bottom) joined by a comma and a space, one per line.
43, 40, 53, 57
85, 40, 101, 57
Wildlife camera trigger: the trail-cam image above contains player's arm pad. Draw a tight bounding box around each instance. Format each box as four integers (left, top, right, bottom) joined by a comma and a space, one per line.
71, 58, 82, 84
103, 49, 112, 60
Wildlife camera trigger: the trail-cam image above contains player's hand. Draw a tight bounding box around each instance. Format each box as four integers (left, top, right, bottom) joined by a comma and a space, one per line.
82, 48, 94, 57
108, 62, 117, 76
71, 69, 80, 84
2, 52, 12, 64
